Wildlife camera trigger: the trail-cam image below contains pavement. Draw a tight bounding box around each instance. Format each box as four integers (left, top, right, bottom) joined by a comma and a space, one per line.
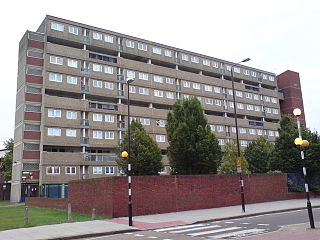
0, 198, 320, 240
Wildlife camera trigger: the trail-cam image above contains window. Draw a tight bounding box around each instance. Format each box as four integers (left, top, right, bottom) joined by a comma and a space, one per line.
139, 87, 149, 95
272, 109, 279, 114
93, 167, 103, 174
240, 140, 248, 147
67, 111, 77, 119
237, 103, 244, 109
218, 139, 225, 146
93, 113, 103, 122
264, 96, 270, 102
228, 89, 233, 96
154, 90, 164, 97
234, 67, 241, 73
68, 26, 78, 35
93, 130, 103, 139
253, 94, 259, 100
229, 102, 234, 108
156, 120, 165, 127
48, 109, 61, 118
215, 99, 222, 106
212, 62, 219, 68
255, 106, 261, 111
204, 85, 212, 92
217, 125, 224, 132
266, 107, 272, 113
236, 91, 243, 97
166, 92, 174, 99
50, 56, 63, 65
246, 93, 252, 99
126, 70, 135, 79
105, 114, 114, 122
196, 96, 201, 101
210, 125, 215, 131
271, 98, 277, 103
240, 128, 246, 134
66, 129, 77, 137
183, 81, 190, 88
46, 166, 60, 175
269, 130, 274, 136
251, 71, 257, 77
181, 54, 189, 61
193, 83, 201, 90
244, 69, 250, 75
164, 50, 172, 57
275, 131, 279, 137
249, 129, 256, 135
226, 65, 231, 71
66, 166, 76, 175
105, 167, 114, 174
153, 75, 163, 83
156, 135, 166, 142
263, 74, 267, 80
247, 105, 254, 111
152, 47, 162, 54
138, 73, 148, 80
104, 35, 114, 43
258, 129, 263, 135
129, 85, 136, 93
205, 98, 213, 105
104, 66, 113, 74
67, 59, 78, 68
231, 127, 236, 133
191, 56, 199, 63
105, 82, 114, 90
67, 76, 77, 85
140, 118, 150, 125
51, 22, 64, 31
214, 87, 221, 93
93, 80, 103, 88
93, 32, 103, 40
166, 78, 174, 84
138, 43, 147, 51
48, 128, 61, 136
126, 40, 135, 48
183, 94, 190, 100
203, 59, 210, 66
92, 64, 102, 72
269, 76, 275, 81
105, 131, 114, 139
49, 73, 62, 82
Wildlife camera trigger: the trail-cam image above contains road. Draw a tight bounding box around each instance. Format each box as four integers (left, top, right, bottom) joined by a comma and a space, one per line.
82, 208, 320, 240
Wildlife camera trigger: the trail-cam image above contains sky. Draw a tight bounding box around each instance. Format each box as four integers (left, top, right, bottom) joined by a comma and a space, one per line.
1, 0, 319, 149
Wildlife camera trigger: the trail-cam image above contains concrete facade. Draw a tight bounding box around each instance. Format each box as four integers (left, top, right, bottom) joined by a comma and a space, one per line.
12, 15, 287, 202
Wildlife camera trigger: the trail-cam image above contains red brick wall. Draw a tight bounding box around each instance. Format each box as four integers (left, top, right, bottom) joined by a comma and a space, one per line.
26, 57, 44, 67
28, 40, 44, 49
24, 131, 41, 140
24, 112, 41, 121
23, 150, 40, 159
26, 197, 68, 211
26, 75, 43, 84
68, 173, 305, 217
25, 93, 42, 103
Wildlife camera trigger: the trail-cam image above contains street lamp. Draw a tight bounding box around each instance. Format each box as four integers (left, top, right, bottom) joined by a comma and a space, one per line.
126, 77, 134, 226
231, 57, 251, 213
293, 108, 315, 229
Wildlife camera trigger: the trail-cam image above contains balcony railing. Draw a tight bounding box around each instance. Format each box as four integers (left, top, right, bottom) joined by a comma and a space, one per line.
117, 74, 125, 82
80, 137, 89, 145
117, 90, 125, 97
84, 154, 117, 162
81, 85, 89, 93
81, 119, 89, 128
117, 44, 123, 52
81, 68, 90, 77
117, 122, 125, 129
80, 173, 89, 180
176, 85, 181, 91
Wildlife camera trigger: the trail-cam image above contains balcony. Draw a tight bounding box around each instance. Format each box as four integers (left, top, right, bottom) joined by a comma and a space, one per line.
117, 122, 126, 130
81, 84, 89, 93
81, 119, 89, 128
82, 36, 91, 45
117, 74, 125, 82
176, 85, 181, 92
84, 154, 118, 162
117, 90, 125, 98
80, 173, 89, 180
117, 44, 123, 52
81, 67, 90, 77
80, 136, 89, 146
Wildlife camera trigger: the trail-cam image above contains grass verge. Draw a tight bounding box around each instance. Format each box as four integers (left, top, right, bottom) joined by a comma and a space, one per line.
0, 206, 110, 231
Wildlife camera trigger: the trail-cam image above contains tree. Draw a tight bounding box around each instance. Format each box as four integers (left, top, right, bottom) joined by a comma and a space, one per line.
0, 138, 13, 182
166, 97, 222, 175
116, 120, 163, 175
244, 137, 274, 173
217, 141, 250, 174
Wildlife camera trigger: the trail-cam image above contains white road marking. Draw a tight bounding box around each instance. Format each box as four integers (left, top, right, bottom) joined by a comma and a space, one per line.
134, 234, 144, 237
147, 237, 158, 239
170, 225, 220, 233
208, 228, 266, 239
241, 222, 250, 225
124, 232, 133, 235
154, 223, 205, 232
187, 227, 242, 236
224, 221, 234, 224
257, 223, 270, 226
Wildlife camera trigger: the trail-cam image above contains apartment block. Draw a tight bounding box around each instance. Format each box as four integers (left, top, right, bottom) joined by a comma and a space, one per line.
11, 15, 284, 202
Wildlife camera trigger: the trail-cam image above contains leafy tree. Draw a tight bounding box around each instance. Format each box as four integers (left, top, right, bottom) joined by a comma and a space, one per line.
117, 120, 163, 175
0, 139, 13, 182
166, 97, 222, 175
244, 137, 274, 173
217, 141, 250, 174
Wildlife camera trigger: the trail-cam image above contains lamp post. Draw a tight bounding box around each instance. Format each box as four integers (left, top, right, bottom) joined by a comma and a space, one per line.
231, 57, 251, 213
126, 78, 134, 226
293, 108, 315, 229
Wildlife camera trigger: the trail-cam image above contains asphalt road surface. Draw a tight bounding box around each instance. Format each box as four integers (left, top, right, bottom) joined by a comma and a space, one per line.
83, 208, 320, 239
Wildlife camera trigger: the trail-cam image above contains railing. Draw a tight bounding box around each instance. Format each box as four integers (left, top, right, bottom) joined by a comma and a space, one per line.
176, 85, 181, 91
81, 137, 89, 145
117, 90, 125, 97
117, 74, 125, 82
81, 119, 89, 128
80, 173, 89, 180
117, 44, 123, 51
82, 36, 91, 44
84, 154, 118, 162
81, 85, 89, 93
117, 122, 125, 129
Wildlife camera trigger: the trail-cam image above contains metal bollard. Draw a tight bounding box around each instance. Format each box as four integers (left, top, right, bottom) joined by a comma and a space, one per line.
67, 203, 72, 221
24, 207, 29, 225
91, 208, 96, 220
